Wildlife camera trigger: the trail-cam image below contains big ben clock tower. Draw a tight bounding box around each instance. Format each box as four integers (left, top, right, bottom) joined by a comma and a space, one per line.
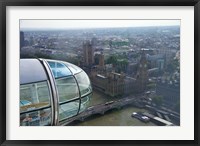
136, 50, 148, 92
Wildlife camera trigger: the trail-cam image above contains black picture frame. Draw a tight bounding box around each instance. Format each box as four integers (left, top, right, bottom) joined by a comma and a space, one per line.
0, 0, 199, 145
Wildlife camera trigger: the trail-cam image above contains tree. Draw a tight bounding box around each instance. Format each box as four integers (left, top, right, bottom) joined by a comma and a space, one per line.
106, 55, 118, 66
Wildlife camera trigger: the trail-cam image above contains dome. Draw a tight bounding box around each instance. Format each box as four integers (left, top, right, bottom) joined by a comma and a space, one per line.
20, 58, 92, 126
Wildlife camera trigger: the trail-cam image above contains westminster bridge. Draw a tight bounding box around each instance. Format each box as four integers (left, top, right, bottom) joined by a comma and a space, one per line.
60, 94, 143, 125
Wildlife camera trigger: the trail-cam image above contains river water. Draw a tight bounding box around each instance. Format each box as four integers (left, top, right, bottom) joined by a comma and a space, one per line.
74, 90, 156, 126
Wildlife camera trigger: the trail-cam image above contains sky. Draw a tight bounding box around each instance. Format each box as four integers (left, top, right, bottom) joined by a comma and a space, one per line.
20, 20, 180, 30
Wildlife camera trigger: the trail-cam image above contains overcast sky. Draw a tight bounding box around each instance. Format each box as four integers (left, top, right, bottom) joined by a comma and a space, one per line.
20, 20, 180, 30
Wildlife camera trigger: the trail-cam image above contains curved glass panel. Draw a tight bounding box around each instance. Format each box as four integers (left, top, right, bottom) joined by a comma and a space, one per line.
56, 77, 79, 102
75, 71, 92, 97
47, 61, 72, 78
20, 81, 52, 126
20, 59, 47, 84
59, 100, 79, 121
20, 108, 51, 126
79, 94, 91, 113
63, 62, 82, 74
20, 81, 51, 112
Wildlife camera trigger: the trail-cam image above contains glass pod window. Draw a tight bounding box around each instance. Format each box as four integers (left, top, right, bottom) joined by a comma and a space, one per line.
20, 81, 52, 126
79, 94, 92, 113
56, 76, 80, 121
75, 71, 92, 97
47, 61, 80, 121
56, 77, 79, 102
47, 61, 72, 78
75, 71, 92, 113
47, 60, 92, 122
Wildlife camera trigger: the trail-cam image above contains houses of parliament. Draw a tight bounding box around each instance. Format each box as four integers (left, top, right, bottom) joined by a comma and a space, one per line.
81, 40, 148, 97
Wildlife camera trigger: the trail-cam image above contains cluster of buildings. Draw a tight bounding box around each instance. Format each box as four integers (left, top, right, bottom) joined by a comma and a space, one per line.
82, 40, 148, 97
20, 26, 180, 112
81, 38, 180, 112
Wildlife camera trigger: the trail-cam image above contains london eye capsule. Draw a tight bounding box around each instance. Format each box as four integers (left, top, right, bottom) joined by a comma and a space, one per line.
20, 58, 92, 126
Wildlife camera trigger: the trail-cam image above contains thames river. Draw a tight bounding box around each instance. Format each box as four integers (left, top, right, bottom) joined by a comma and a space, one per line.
74, 90, 156, 126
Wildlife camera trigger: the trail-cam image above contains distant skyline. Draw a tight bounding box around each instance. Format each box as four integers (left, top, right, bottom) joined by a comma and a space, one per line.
20, 20, 180, 30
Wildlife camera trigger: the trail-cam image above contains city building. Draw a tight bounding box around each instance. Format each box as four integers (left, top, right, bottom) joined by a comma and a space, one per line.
146, 54, 165, 71
156, 82, 180, 111
83, 40, 94, 67
98, 52, 105, 67
89, 50, 148, 97
135, 50, 148, 92
106, 72, 125, 97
